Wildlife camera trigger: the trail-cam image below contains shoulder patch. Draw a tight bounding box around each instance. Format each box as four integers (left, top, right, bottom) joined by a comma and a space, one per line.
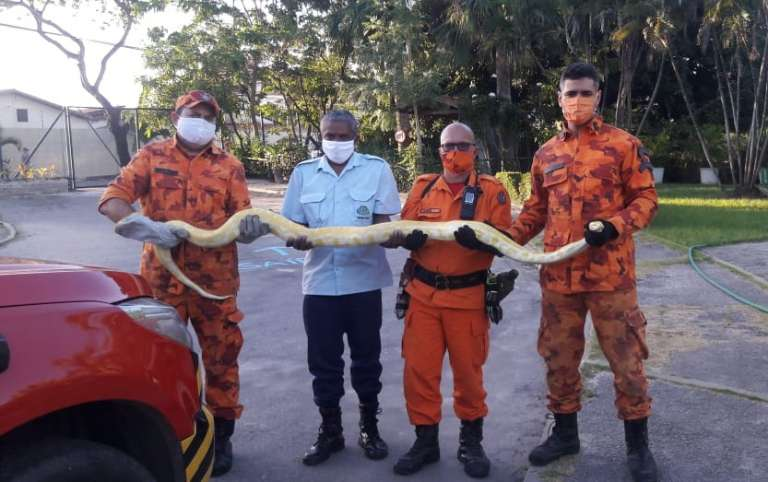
497, 191, 507, 205
638, 145, 654, 173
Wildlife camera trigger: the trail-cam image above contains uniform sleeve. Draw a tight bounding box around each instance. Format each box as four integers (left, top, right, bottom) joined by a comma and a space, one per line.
373, 163, 401, 215
607, 141, 659, 237
400, 178, 429, 221
281, 167, 306, 224
98, 149, 151, 209
227, 161, 252, 215
507, 154, 547, 245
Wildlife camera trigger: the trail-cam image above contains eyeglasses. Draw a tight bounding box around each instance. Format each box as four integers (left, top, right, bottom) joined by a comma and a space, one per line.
440, 142, 475, 152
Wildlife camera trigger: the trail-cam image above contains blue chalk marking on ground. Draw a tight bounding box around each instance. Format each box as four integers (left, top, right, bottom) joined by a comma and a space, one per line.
239, 244, 305, 272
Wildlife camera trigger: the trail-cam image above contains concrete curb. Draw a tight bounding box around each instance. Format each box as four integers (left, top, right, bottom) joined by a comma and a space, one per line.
523, 318, 594, 482
0, 221, 17, 246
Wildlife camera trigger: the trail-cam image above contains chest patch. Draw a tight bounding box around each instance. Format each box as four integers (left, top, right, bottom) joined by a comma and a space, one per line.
419, 207, 441, 215
356, 205, 371, 218
154, 167, 178, 176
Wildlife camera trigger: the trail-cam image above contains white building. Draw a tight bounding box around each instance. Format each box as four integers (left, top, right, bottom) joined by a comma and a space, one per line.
0, 89, 125, 182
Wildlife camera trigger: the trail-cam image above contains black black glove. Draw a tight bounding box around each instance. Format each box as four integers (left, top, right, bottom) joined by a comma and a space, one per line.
382, 230, 428, 250
403, 230, 428, 250
583, 220, 619, 247
454, 225, 502, 256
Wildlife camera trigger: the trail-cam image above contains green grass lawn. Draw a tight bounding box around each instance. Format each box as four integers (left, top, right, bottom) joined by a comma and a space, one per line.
647, 184, 768, 246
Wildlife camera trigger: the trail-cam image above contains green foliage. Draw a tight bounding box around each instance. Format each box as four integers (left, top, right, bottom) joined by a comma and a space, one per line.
137, 0, 768, 194
648, 184, 768, 245
263, 140, 308, 182
495, 171, 532, 204
641, 120, 728, 169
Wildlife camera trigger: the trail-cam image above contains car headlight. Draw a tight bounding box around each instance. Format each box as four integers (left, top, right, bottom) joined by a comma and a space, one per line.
117, 298, 193, 349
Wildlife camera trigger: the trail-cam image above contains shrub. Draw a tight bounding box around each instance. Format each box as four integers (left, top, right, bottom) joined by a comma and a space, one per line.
496, 171, 532, 204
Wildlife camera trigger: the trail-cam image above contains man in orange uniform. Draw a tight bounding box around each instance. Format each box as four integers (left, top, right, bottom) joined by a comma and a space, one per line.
98, 91, 267, 477
507, 63, 659, 482
386, 122, 513, 479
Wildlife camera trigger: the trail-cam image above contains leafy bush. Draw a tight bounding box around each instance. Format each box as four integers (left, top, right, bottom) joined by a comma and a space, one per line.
496, 171, 532, 204
641, 120, 727, 169
264, 140, 308, 182
389, 143, 441, 191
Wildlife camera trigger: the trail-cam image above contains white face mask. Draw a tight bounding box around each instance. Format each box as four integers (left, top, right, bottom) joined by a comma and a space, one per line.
322, 140, 355, 164
176, 116, 216, 146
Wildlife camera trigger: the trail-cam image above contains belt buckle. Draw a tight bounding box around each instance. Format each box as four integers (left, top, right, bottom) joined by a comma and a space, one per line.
433, 274, 448, 290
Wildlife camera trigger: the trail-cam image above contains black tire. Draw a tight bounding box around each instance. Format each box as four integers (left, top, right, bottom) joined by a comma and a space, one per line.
0, 437, 156, 482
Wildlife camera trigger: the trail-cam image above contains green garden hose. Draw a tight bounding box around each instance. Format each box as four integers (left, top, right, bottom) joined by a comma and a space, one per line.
688, 244, 768, 314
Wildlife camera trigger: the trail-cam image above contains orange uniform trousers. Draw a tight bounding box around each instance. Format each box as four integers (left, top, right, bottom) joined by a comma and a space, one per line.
159, 290, 245, 420
403, 294, 490, 425
539, 287, 651, 420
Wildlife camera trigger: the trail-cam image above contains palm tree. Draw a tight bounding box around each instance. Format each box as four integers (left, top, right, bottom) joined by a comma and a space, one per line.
699, 0, 768, 194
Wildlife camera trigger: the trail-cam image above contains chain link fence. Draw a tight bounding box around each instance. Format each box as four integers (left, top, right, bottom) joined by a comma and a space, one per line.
0, 106, 172, 190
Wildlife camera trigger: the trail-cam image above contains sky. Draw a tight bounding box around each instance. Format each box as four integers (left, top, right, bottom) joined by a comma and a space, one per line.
0, 4, 190, 107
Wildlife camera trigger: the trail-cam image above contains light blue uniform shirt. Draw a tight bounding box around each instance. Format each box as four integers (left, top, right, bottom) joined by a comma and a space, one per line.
281, 152, 401, 296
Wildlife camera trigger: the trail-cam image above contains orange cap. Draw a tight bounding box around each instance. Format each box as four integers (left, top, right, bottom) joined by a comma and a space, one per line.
174, 90, 221, 114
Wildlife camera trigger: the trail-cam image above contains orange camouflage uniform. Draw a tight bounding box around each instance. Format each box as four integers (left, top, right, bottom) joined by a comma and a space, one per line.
508, 116, 658, 420
401, 171, 512, 425
99, 136, 251, 419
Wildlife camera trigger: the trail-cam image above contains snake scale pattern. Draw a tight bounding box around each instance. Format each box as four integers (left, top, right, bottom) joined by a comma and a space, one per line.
139, 208, 588, 300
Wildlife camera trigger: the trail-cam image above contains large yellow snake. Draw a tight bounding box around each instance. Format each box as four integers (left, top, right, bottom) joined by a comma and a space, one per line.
136, 208, 589, 300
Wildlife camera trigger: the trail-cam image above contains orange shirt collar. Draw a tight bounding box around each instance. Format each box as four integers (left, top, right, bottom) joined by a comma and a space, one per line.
558, 115, 604, 140
434, 170, 478, 196
172, 135, 222, 157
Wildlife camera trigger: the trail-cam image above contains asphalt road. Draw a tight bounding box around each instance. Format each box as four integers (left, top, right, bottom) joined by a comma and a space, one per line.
0, 189, 548, 482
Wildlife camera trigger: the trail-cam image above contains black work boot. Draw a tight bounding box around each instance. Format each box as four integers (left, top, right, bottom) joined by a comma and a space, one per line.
528, 412, 580, 466
625, 418, 659, 482
359, 402, 389, 460
302, 406, 345, 466
393, 424, 440, 475
212, 418, 235, 477
458, 418, 491, 478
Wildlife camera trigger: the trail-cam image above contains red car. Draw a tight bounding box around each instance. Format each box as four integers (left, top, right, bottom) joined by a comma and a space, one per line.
0, 257, 214, 482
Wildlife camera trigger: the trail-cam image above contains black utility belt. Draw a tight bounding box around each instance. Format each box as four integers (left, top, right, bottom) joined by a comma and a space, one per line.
413, 264, 487, 290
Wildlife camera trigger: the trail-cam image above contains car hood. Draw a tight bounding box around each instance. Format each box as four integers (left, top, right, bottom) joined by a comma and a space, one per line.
0, 257, 152, 307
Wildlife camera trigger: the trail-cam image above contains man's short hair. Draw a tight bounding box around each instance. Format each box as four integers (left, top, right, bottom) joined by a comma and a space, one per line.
321, 110, 359, 135
559, 62, 602, 91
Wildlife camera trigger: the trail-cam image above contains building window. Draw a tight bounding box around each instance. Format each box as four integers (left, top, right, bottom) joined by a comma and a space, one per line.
16, 109, 29, 123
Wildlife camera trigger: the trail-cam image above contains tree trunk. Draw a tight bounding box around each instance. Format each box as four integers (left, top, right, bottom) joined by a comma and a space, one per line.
636, 51, 666, 138
496, 47, 511, 101
668, 52, 722, 187
107, 108, 131, 166
615, 32, 642, 130
495, 44, 517, 172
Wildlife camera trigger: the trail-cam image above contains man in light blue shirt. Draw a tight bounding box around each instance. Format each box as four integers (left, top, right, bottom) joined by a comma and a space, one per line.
281, 110, 401, 466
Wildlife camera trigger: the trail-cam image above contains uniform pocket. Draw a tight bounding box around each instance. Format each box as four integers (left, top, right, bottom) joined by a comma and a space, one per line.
624, 307, 649, 360
471, 315, 490, 366
349, 187, 376, 225
543, 164, 570, 221
299, 190, 327, 226
196, 177, 229, 223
